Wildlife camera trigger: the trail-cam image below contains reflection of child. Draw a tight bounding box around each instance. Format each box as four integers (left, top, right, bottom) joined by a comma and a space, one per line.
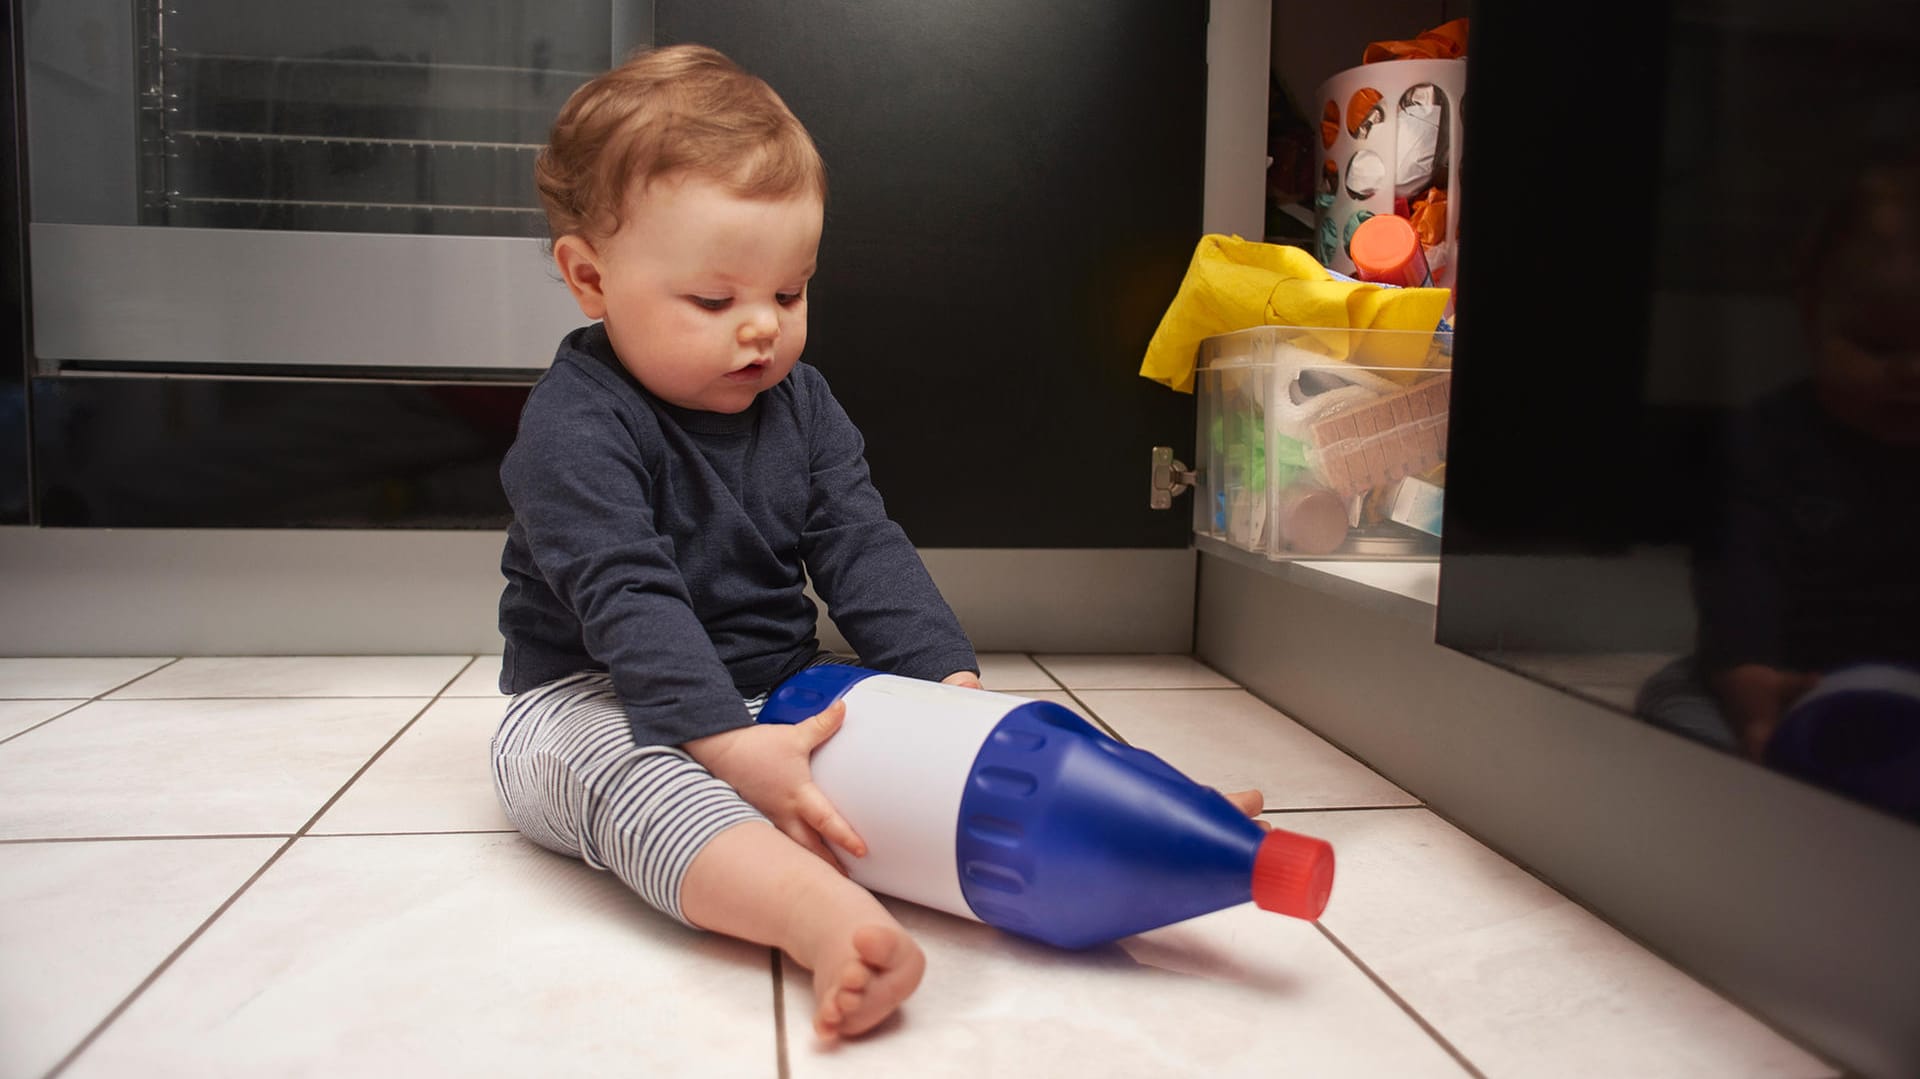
488, 46, 983, 1040
1650, 157, 1920, 775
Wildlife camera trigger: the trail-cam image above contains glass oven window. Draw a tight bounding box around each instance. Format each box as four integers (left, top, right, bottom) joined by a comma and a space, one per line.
28, 0, 639, 238
144, 0, 613, 237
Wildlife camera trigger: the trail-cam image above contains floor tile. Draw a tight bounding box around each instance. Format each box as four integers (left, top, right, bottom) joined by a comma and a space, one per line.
0, 657, 173, 699
311, 697, 512, 835
0, 698, 422, 839
0, 699, 82, 742
442, 657, 506, 697
107, 655, 472, 699
1297, 809, 1836, 1079
781, 899, 1466, 1078
1034, 653, 1236, 689
0, 838, 281, 1079
1009, 689, 1104, 729
1077, 689, 1416, 810
63, 833, 778, 1079
974, 654, 1058, 692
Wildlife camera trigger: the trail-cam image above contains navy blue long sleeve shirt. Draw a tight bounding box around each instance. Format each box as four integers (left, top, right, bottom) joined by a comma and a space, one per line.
1692, 380, 1920, 673
498, 324, 977, 745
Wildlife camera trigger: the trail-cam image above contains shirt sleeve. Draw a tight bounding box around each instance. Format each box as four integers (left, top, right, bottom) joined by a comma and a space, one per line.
797, 370, 979, 682
501, 377, 754, 744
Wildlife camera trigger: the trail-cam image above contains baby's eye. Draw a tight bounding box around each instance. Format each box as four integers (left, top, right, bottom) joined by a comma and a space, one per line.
776, 290, 805, 306
689, 296, 731, 312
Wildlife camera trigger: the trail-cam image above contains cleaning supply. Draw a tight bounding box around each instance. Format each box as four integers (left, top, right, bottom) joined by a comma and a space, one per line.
1313, 18, 1466, 286
1766, 663, 1920, 824
1139, 235, 1449, 394
759, 666, 1335, 949
1350, 214, 1433, 289
1387, 474, 1445, 536
1275, 482, 1351, 554
1309, 373, 1450, 499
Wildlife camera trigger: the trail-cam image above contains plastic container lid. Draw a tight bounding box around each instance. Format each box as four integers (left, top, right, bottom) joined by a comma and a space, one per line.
1251, 828, 1336, 920
1349, 214, 1420, 279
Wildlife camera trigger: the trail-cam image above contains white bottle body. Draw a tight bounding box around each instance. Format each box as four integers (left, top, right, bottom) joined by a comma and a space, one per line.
808, 674, 1032, 920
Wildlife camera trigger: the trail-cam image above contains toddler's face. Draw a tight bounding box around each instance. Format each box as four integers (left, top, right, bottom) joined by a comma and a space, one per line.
1807, 176, 1920, 445
568, 173, 823, 413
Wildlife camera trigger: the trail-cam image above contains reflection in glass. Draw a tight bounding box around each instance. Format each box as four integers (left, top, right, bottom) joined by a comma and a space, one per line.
1638, 155, 1920, 821
1442, 2, 1920, 827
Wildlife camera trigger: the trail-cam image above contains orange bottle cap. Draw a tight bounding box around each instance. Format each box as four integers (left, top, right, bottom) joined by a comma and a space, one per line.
1350, 214, 1420, 278
1251, 827, 1335, 920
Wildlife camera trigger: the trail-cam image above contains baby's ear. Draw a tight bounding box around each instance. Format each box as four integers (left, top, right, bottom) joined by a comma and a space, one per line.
553, 235, 608, 320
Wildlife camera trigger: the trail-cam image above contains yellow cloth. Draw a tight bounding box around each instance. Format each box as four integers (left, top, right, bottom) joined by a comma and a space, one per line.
1138, 235, 1451, 393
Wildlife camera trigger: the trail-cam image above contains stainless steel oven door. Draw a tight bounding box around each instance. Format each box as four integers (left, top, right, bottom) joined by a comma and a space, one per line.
22, 0, 651, 376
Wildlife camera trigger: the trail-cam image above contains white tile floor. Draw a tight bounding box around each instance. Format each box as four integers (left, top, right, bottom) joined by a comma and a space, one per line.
0, 655, 1836, 1079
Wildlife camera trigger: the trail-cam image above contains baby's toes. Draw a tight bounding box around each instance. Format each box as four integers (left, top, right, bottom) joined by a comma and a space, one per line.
837, 959, 873, 995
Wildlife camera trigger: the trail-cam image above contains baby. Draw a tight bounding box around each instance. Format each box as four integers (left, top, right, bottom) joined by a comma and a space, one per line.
489, 43, 1269, 1040
489, 44, 980, 1039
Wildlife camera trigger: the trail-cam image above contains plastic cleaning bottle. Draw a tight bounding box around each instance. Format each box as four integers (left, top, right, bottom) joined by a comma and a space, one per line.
759, 665, 1335, 949
1348, 212, 1432, 289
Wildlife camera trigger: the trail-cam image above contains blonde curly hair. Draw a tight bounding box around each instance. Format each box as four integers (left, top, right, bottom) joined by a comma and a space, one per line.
535, 44, 827, 245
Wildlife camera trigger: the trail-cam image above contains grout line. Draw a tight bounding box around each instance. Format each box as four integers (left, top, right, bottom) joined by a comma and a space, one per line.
45, 681, 451, 1077
0, 833, 294, 845
1026, 656, 1131, 742
1025, 654, 1070, 692
45, 833, 302, 1078
77, 694, 471, 701
1025, 654, 1243, 696
770, 949, 790, 1079
302, 829, 520, 839
1260, 804, 1425, 815
1028, 663, 1418, 823
0, 700, 94, 749
1313, 922, 1488, 1079
97, 657, 185, 699
1065, 689, 1127, 743
284, 694, 448, 841
1408, 792, 1854, 1075
439, 655, 481, 697
0, 659, 185, 748
1063, 683, 1243, 692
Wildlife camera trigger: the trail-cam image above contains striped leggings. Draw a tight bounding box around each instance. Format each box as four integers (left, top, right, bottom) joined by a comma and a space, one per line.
489, 670, 772, 926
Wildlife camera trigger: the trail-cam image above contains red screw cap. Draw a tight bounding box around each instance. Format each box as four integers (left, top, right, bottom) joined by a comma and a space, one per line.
1251, 828, 1335, 921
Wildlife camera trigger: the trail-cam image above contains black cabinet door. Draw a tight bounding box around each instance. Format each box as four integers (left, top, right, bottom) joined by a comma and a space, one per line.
14, 1, 1205, 538
656, 1, 1206, 547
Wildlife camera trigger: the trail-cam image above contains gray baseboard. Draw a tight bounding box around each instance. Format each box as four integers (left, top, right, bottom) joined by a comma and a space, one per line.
1194, 550, 1920, 1079
0, 528, 1194, 657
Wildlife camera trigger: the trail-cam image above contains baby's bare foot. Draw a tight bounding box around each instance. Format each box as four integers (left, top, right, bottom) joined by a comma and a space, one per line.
812, 924, 925, 1040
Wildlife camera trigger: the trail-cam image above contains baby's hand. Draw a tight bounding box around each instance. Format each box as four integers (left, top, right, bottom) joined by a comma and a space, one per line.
941, 670, 984, 690
683, 701, 866, 870
1710, 663, 1822, 760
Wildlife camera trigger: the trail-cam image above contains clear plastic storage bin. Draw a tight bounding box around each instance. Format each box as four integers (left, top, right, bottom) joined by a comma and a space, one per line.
1193, 325, 1452, 561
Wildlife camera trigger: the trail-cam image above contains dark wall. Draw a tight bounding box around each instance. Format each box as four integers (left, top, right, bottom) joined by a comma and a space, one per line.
11, 0, 1206, 543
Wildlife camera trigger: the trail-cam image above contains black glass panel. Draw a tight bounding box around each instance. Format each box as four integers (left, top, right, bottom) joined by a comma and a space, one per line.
31, 377, 524, 528
1440, 0, 1920, 825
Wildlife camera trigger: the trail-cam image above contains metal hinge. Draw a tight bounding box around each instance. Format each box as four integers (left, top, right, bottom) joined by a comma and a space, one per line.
1150, 446, 1199, 509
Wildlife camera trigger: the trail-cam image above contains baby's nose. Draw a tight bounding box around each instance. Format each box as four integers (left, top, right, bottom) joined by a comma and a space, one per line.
737, 308, 779, 345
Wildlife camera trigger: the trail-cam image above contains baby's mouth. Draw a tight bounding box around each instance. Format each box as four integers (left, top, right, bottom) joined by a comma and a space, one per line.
724, 360, 769, 382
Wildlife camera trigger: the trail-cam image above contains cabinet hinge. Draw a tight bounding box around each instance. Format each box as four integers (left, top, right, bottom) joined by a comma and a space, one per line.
1150, 446, 1199, 510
